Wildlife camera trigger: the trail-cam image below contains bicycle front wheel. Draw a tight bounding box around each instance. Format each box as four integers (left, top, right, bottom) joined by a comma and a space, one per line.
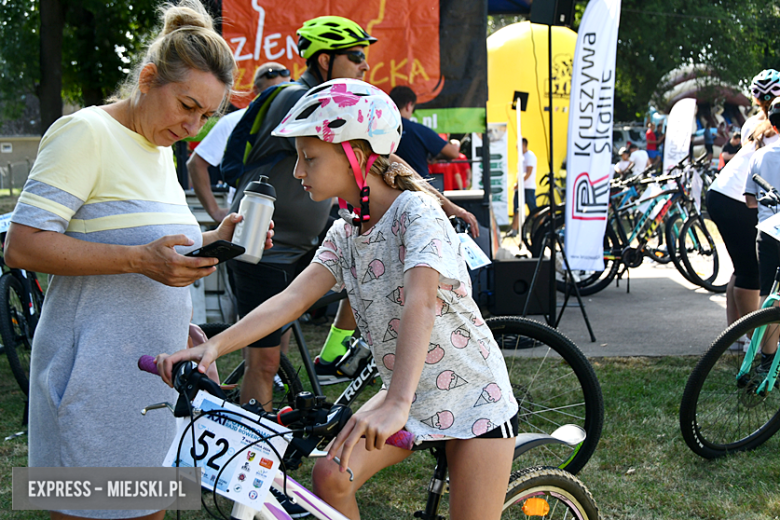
0, 274, 34, 396
488, 317, 604, 475
680, 307, 780, 459
678, 215, 729, 293
501, 466, 599, 520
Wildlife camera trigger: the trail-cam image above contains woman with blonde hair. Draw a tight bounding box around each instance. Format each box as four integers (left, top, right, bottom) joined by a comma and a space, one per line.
4, 2, 268, 519
706, 70, 780, 341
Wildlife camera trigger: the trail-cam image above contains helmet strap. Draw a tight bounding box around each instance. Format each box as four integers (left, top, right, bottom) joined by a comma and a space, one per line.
311, 64, 325, 85
339, 142, 378, 225
326, 51, 336, 82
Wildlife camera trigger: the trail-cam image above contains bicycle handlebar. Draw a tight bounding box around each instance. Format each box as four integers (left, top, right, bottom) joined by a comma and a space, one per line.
752, 174, 780, 208
752, 173, 776, 194
138, 355, 159, 375
137, 355, 415, 451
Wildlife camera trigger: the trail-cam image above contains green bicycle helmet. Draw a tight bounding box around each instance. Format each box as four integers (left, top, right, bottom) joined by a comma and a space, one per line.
297, 16, 377, 60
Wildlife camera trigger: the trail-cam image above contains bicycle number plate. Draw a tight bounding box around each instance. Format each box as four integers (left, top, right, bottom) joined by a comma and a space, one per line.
458, 233, 491, 270
162, 391, 290, 510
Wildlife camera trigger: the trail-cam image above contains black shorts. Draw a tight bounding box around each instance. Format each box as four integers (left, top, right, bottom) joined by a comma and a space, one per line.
757, 230, 780, 296
229, 217, 334, 348
476, 412, 519, 439
707, 190, 759, 290
705, 143, 714, 154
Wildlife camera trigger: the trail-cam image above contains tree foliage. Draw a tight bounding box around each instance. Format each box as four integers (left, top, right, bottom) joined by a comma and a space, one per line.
62, 1, 159, 107
4, 1, 780, 131
489, 1, 780, 120
0, 0, 159, 128
616, 0, 780, 119
0, 0, 40, 121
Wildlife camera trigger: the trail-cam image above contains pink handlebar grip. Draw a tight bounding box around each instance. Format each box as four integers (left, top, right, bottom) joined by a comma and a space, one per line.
385, 430, 414, 450
138, 355, 159, 376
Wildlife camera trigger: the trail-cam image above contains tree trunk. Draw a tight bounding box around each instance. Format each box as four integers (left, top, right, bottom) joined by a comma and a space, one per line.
68, 4, 103, 107
39, 0, 64, 132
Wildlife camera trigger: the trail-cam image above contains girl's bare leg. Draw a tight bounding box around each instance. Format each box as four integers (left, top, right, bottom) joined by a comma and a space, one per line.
312, 440, 412, 520
446, 437, 515, 520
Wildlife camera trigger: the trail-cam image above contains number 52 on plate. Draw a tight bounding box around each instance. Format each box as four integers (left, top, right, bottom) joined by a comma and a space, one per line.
162, 391, 290, 509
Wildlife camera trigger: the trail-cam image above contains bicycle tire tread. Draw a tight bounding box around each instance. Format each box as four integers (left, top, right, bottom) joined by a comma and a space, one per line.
680, 306, 780, 458
503, 465, 599, 520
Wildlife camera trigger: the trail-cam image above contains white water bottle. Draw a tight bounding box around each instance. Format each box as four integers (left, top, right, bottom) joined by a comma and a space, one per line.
232, 176, 276, 264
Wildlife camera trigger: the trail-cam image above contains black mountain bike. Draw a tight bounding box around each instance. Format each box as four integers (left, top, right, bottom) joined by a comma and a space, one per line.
0, 230, 45, 396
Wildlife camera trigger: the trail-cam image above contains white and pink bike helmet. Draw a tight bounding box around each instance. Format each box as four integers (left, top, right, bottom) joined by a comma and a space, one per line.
273, 78, 402, 224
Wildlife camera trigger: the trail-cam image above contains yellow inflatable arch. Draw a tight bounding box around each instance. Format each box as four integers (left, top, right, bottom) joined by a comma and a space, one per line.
487, 21, 577, 215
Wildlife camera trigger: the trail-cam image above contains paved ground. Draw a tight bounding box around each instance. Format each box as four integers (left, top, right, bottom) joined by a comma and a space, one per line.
500, 240, 729, 358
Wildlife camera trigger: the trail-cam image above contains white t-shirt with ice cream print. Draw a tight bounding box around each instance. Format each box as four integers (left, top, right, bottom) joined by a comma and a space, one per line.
313, 190, 518, 441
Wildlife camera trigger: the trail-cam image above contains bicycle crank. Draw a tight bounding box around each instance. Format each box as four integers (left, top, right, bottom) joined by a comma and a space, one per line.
621, 247, 644, 268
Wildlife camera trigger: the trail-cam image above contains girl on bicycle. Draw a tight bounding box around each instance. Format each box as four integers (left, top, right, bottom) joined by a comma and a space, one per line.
157, 79, 518, 520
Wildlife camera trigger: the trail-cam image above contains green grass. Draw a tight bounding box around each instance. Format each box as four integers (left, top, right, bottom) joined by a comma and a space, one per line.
3, 330, 780, 519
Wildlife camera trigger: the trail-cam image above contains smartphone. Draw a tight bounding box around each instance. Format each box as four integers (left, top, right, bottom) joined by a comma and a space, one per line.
185, 240, 245, 264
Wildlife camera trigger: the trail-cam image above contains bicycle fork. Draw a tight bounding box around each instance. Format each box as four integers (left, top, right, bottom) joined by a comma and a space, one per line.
737, 274, 780, 395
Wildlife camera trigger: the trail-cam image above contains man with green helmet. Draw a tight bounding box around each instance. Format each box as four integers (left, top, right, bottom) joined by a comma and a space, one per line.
297, 16, 377, 82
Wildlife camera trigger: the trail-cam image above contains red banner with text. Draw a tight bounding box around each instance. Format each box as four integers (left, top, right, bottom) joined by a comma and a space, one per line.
223, 0, 442, 107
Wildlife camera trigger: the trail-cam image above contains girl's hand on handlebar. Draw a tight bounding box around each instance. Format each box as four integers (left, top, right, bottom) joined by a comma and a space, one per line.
155, 343, 219, 387
327, 397, 410, 472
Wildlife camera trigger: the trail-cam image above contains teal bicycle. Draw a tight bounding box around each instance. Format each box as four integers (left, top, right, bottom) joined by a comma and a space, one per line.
680, 174, 780, 458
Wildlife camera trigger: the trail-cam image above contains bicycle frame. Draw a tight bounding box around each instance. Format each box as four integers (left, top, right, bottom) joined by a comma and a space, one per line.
737, 271, 780, 394
612, 183, 678, 244
233, 472, 352, 520
231, 424, 587, 520
141, 344, 592, 520
285, 319, 378, 409
607, 171, 702, 267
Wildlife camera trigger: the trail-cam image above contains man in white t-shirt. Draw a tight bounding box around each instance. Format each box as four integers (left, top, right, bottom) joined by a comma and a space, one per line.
522, 137, 538, 210
629, 143, 649, 173
614, 147, 633, 179
187, 62, 290, 222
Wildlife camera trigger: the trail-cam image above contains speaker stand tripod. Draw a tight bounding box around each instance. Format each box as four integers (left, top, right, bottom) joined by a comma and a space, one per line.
520, 22, 595, 341
522, 229, 596, 341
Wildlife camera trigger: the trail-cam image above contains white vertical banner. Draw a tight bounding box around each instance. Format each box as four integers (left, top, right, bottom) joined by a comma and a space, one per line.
663, 98, 697, 174
564, 0, 622, 271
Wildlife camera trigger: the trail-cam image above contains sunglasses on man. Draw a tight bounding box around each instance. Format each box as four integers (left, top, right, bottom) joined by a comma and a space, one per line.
334, 50, 366, 64
260, 68, 291, 79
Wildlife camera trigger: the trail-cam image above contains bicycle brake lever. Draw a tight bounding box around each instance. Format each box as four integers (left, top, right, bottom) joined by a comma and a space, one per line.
757, 194, 780, 208
141, 402, 174, 415
330, 457, 354, 482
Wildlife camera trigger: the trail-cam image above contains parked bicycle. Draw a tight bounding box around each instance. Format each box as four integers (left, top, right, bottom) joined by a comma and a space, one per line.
0, 222, 46, 397
199, 310, 604, 477
531, 154, 728, 296
138, 357, 599, 519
